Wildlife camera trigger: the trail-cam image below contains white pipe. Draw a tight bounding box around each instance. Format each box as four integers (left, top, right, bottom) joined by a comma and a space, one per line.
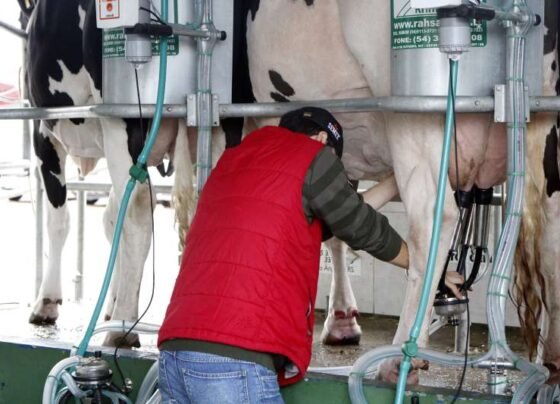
69, 321, 159, 356
60, 371, 87, 399
42, 356, 81, 404
145, 390, 162, 404
102, 389, 133, 403
136, 360, 160, 404
487, 1, 548, 401
91, 320, 160, 336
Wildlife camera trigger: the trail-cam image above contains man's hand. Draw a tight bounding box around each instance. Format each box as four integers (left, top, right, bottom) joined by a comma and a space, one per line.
444, 271, 466, 299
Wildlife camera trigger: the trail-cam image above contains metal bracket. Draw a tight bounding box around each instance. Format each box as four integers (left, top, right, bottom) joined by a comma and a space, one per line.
212, 94, 220, 127
494, 84, 506, 123
186, 94, 196, 127
186, 93, 220, 127
494, 84, 531, 123
524, 85, 530, 123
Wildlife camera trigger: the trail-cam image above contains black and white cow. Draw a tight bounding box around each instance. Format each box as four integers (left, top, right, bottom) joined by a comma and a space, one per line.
245, 0, 560, 384
513, 0, 560, 383
20, 0, 252, 346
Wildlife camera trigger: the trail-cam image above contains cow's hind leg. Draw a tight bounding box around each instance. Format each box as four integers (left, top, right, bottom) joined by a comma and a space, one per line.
29, 122, 70, 324
100, 118, 154, 348
540, 184, 560, 384
321, 175, 399, 345
321, 238, 362, 345
377, 114, 457, 384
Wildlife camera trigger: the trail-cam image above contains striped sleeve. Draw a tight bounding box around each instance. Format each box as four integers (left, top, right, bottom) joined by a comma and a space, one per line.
302, 148, 403, 262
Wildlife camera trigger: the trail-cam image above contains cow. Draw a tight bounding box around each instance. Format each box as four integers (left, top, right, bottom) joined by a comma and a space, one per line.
244, 0, 560, 384
19, 0, 245, 347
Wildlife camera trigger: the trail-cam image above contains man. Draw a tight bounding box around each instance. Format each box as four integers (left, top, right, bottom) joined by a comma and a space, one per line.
157, 107, 456, 403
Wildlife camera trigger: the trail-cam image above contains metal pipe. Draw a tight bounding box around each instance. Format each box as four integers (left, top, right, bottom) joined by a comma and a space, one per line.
168, 22, 223, 39
453, 309, 469, 354
0, 20, 27, 39
0, 96, 559, 121
75, 182, 85, 302
65, 180, 171, 194
34, 167, 43, 299
194, 0, 219, 193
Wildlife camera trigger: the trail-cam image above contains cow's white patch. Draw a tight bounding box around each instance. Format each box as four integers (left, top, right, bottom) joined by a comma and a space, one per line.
78, 4, 86, 31
48, 62, 91, 106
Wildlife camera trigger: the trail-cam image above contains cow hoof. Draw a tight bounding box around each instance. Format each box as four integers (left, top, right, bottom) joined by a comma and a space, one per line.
29, 298, 62, 325
103, 331, 141, 349
320, 309, 362, 346
322, 334, 361, 345
28, 312, 57, 325
544, 362, 560, 385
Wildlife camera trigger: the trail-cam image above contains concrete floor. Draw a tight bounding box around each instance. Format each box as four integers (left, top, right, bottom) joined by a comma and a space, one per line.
311, 311, 528, 396
0, 301, 529, 398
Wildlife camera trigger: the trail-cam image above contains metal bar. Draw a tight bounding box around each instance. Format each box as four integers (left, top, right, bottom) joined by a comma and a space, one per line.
453, 310, 470, 354
0, 159, 31, 170
0, 96, 559, 121
168, 22, 214, 39
34, 167, 43, 299
75, 184, 85, 302
65, 181, 172, 194
0, 20, 27, 39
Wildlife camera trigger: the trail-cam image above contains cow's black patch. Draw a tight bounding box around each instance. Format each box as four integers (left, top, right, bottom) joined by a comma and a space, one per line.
124, 118, 151, 164
33, 125, 66, 208
543, 126, 560, 197
26, 0, 88, 129
221, 0, 257, 148
270, 92, 290, 102
83, 0, 102, 94
544, 0, 559, 55
248, 0, 260, 21
269, 70, 295, 97
304, 0, 315, 6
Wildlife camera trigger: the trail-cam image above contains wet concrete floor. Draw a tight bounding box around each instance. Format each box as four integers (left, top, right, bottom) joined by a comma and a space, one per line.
311, 311, 528, 396
0, 301, 529, 398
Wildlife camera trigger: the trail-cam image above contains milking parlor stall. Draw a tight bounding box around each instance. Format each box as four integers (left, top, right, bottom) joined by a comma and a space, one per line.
1, 0, 559, 402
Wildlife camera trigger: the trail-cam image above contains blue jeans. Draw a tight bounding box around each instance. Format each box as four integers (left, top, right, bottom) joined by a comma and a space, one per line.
158, 350, 285, 404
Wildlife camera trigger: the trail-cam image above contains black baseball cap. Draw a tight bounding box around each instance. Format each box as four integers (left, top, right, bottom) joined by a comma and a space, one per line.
279, 107, 344, 158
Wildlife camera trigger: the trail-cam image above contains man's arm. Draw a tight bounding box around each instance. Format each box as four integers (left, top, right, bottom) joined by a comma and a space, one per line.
389, 240, 409, 269
303, 148, 404, 264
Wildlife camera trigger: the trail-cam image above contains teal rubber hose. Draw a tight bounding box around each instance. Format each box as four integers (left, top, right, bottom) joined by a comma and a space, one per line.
393, 58, 459, 404
76, 0, 169, 357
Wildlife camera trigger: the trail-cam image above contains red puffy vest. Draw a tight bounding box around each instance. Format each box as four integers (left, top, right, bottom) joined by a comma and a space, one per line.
158, 126, 324, 385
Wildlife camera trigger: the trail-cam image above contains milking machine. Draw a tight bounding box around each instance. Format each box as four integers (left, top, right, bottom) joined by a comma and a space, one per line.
40, 0, 231, 402
349, 0, 552, 403
433, 185, 493, 352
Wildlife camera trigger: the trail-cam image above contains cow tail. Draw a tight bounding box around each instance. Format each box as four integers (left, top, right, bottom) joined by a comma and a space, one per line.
512, 118, 549, 361
171, 120, 195, 252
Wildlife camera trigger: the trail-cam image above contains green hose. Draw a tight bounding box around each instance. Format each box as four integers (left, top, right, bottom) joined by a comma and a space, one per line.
76, 0, 169, 357
393, 58, 459, 404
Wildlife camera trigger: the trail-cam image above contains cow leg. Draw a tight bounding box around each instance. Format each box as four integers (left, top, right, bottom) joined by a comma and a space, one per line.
99, 118, 153, 348
321, 175, 399, 345
321, 238, 362, 345
377, 114, 457, 384
541, 190, 560, 384
29, 122, 69, 324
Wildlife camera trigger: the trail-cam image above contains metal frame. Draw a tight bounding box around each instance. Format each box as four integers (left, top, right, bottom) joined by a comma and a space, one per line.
0, 96, 560, 122
2, 94, 559, 301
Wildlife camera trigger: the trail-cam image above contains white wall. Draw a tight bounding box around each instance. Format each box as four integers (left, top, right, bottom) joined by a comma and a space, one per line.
315, 195, 520, 327
0, 3, 26, 163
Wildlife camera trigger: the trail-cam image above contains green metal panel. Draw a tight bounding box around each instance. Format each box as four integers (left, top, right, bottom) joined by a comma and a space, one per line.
282, 372, 511, 404
0, 339, 155, 404
0, 338, 511, 403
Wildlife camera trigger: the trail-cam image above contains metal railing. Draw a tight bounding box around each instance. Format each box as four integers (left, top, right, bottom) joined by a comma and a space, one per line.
1, 96, 560, 122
